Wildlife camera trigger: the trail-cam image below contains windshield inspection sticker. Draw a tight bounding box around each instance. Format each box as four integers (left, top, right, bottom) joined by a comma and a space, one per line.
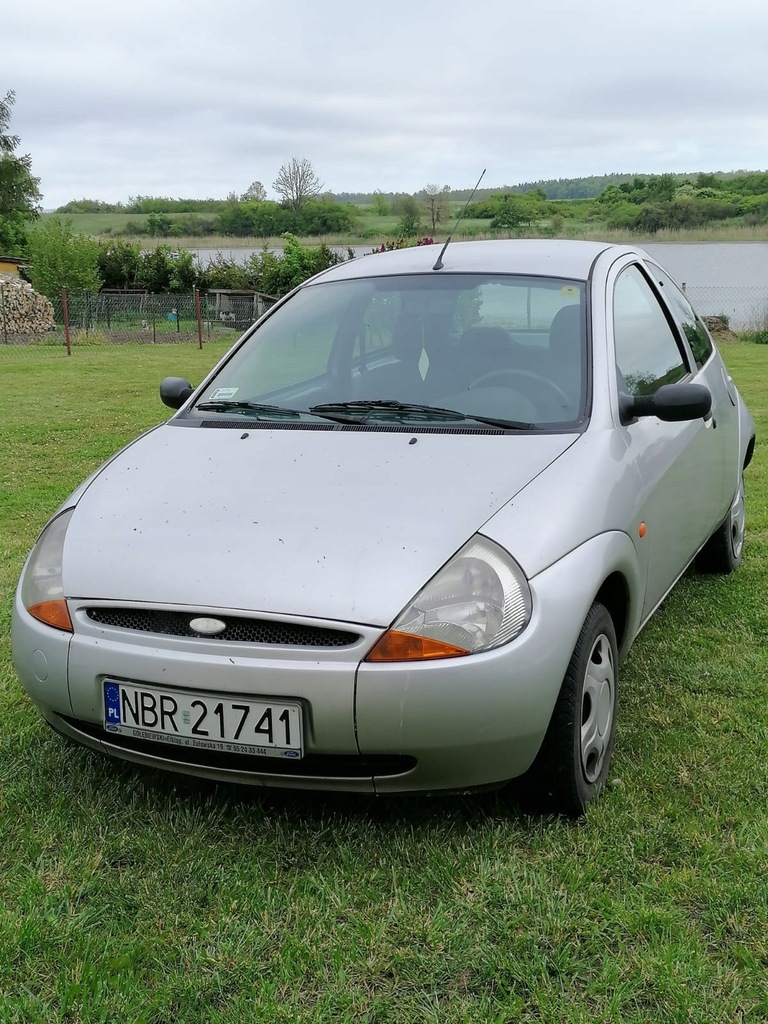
209, 387, 239, 400
560, 285, 579, 298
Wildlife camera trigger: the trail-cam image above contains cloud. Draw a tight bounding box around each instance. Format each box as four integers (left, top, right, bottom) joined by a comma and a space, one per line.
4, 0, 767, 206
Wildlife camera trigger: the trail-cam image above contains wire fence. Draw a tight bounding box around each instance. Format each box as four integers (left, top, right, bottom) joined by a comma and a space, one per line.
682, 285, 768, 331
0, 284, 279, 355
0, 281, 765, 359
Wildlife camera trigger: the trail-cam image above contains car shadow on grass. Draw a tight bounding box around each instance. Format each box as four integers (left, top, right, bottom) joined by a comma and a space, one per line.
39, 727, 568, 842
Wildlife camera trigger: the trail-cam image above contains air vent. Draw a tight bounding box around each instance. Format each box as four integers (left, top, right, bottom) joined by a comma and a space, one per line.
194, 418, 505, 434
197, 419, 335, 430
86, 608, 359, 647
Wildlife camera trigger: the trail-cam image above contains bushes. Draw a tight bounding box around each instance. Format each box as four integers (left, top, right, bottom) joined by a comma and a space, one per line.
35, 228, 350, 300
742, 328, 768, 344
216, 198, 354, 238
244, 234, 347, 295
96, 241, 198, 292
97, 240, 142, 289
195, 236, 348, 296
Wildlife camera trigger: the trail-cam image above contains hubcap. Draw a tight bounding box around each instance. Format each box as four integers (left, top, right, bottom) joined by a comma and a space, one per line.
729, 477, 746, 561
580, 633, 615, 784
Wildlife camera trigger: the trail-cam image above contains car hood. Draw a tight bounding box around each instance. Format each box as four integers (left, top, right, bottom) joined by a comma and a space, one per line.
63, 423, 577, 625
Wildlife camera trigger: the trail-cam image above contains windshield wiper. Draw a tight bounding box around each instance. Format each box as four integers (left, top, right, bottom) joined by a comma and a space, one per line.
195, 400, 302, 418
459, 413, 536, 430
309, 400, 534, 430
310, 400, 468, 422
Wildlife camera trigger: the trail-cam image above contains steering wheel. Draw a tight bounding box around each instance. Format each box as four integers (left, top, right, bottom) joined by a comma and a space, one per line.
469, 369, 572, 411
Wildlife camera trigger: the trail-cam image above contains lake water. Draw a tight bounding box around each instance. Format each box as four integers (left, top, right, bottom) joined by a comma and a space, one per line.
642, 243, 768, 287
641, 243, 768, 328
192, 242, 768, 329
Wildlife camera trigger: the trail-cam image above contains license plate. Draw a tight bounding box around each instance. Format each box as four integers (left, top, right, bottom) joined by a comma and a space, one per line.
103, 680, 303, 758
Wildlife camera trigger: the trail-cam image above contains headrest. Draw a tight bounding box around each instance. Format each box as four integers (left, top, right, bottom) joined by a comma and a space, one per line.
549, 304, 582, 359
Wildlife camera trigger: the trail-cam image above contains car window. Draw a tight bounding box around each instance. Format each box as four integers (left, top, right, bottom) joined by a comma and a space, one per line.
613, 265, 688, 396
194, 274, 588, 429
646, 264, 714, 370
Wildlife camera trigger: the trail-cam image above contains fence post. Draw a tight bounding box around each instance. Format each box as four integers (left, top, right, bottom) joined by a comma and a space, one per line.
61, 287, 72, 356
195, 288, 203, 350
1, 284, 7, 345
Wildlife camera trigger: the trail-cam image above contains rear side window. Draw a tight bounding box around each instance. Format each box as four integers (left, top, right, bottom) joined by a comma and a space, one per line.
613, 265, 688, 396
648, 265, 714, 370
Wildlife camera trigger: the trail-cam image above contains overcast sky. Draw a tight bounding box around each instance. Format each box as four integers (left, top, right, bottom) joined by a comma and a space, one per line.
5, 0, 768, 208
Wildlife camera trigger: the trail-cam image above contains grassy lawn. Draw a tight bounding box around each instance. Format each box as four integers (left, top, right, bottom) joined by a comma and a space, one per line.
1, 343, 767, 1022
39, 209, 768, 249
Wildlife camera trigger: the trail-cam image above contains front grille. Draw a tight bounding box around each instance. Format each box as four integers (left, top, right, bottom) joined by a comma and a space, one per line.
86, 608, 359, 647
61, 717, 416, 779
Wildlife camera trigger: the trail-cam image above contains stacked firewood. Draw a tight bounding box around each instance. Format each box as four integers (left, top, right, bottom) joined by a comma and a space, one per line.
0, 274, 56, 334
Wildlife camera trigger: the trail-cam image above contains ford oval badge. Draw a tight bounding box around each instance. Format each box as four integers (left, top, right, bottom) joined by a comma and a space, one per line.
189, 616, 227, 636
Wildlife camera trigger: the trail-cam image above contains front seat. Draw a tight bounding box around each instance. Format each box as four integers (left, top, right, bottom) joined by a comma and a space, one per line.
460, 324, 516, 385
547, 304, 584, 415
354, 316, 429, 402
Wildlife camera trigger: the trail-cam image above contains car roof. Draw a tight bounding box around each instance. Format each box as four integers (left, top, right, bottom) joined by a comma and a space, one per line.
310, 238, 644, 285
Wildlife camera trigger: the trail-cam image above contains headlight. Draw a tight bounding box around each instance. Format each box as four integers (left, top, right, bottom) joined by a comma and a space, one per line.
366, 535, 531, 662
20, 508, 75, 632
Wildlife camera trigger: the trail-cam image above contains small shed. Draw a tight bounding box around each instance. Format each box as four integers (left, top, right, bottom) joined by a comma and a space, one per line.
0, 255, 26, 277
208, 289, 278, 328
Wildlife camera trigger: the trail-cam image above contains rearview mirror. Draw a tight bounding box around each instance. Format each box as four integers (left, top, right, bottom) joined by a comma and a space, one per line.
160, 377, 194, 410
619, 382, 712, 425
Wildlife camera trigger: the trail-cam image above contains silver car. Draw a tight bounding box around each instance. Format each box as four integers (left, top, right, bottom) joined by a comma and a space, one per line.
12, 240, 755, 815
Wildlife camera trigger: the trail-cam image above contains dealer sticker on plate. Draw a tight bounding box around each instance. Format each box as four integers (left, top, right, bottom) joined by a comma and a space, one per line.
103, 680, 303, 758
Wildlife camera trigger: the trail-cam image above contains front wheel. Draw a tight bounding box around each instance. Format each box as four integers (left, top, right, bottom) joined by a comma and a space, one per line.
528, 602, 618, 817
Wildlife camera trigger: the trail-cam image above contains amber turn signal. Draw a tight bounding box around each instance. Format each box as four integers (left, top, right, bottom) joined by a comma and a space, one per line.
366, 629, 470, 663
27, 600, 73, 632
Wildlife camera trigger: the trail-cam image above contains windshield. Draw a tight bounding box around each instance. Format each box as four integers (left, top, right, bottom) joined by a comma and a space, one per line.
191, 273, 588, 429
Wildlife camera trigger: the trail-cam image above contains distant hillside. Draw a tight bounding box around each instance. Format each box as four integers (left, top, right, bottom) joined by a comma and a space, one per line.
335, 170, 768, 203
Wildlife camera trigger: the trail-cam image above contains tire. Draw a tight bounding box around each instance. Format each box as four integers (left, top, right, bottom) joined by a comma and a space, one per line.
528, 602, 618, 817
695, 474, 745, 575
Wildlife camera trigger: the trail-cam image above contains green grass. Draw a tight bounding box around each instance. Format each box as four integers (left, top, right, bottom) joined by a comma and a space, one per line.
1, 344, 768, 1022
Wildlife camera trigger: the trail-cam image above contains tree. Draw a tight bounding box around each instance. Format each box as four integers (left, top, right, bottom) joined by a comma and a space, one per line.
391, 194, 422, 235
146, 212, 173, 237
295, 199, 355, 235
273, 158, 323, 213
370, 190, 389, 216
241, 180, 267, 202
489, 194, 525, 229
97, 239, 141, 289
0, 90, 42, 254
420, 184, 452, 233
25, 219, 103, 297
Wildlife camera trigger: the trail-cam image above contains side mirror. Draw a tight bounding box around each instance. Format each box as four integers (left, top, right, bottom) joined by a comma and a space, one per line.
619, 382, 712, 425
160, 376, 194, 410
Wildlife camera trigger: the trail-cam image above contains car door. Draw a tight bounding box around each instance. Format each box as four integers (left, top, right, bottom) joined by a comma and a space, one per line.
610, 262, 722, 620
643, 260, 738, 521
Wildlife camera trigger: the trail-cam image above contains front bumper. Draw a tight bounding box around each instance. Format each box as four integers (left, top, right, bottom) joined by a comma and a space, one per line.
12, 533, 637, 793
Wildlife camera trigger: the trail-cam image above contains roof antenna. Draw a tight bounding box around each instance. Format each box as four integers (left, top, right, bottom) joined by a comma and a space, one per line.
432, 168, 486, 271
